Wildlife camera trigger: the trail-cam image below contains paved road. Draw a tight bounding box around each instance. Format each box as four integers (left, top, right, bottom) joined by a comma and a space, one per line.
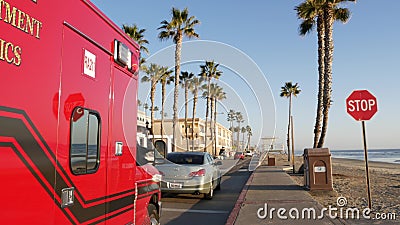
160, 158, 252, 225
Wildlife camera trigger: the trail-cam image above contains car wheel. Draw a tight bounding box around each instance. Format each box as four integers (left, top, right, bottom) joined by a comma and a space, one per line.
204, 180, 214, 200
216, 177, 221, 191
147, 203, 160, 225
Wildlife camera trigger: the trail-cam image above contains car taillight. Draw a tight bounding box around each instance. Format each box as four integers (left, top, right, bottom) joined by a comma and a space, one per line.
189, 169, 206, 177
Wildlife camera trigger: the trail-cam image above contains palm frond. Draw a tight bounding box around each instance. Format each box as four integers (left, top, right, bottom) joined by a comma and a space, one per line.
334, 8, 350, 23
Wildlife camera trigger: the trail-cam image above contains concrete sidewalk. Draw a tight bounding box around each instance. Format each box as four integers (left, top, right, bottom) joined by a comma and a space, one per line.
226, 164, 347, 225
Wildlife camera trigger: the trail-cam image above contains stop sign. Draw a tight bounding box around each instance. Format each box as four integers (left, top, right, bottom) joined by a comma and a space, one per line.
346, 90, 378, 121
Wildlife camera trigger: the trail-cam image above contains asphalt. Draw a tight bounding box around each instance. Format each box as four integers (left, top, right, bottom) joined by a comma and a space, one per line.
225, 156, 348, 225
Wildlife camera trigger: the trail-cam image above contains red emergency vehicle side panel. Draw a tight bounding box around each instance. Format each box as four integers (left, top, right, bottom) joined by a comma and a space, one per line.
0, 0, 160, 224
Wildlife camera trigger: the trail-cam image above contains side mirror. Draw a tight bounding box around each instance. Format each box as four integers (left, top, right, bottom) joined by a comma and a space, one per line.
214, 161, 223, 166
154, 140, 167, 158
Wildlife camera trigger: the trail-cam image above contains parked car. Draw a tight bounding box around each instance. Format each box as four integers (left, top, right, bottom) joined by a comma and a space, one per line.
234, 152, 245, 160
245, 150, 253, 157
155, 152, 222, 200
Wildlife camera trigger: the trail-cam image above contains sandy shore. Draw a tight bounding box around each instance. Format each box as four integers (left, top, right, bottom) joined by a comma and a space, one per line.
270, 153, 400, 220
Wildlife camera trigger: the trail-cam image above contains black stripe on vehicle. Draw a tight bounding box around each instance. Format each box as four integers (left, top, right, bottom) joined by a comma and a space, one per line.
0, 106, 137, 204
0, 106, 158, 223
0, 142, 77, 224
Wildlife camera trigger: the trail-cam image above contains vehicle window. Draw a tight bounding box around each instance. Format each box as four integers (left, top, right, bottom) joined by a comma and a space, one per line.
70, 107, 100, 175
166, 154, 204, 165
206, 154, 213, 164
136, 131, 156, 166
210, 155, 215, 163
204, 155, 210, 164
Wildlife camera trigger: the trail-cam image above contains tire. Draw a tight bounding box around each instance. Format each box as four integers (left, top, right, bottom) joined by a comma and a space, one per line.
147, 203, 160, 225
204, 180, 214, 200
216, 177, 221, 191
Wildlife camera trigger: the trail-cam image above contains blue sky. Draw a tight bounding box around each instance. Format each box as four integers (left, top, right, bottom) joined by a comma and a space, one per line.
92, 0, 400, 151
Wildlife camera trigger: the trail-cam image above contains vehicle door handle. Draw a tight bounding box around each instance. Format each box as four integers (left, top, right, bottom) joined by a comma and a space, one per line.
61, 187, 75, 208
115, 141, 123, 156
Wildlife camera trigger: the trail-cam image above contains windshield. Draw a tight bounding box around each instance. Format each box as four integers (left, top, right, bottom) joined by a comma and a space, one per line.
166, 154, 204, 165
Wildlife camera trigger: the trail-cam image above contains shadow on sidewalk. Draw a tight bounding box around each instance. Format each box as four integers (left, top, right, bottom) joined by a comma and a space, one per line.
247, 184, 303, 191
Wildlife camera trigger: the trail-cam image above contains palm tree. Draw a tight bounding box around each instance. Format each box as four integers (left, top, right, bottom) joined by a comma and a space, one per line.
122, 24, 149, 67
241, 127, 247, 151
141, 63, 170, 133
188, 76, 204, 151
159, 69, 173, 139
318, 0, 353, 148
202, 83, 225, 155
180, 71, 195, 151
296, 0, 324, 148
227, 109, 236, 150
235, 112, 244, 150
280, 82, 301, 161
201, 83, 214, 153
199, 61, 222, 152
246, 125, 252, 151
212, 85, 226, 155
295, 0, 353, 148
158, 7, 200, 152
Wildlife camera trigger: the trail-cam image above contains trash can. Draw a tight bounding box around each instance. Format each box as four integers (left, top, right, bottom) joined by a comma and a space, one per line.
303, 148, 333, 191
268, 156, 275, 166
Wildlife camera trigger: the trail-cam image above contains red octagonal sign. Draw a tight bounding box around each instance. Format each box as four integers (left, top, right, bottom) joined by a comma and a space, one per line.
346, 90, 378, 121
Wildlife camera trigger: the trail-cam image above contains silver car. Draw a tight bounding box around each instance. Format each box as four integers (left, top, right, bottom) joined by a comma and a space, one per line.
155, 152, 222, 200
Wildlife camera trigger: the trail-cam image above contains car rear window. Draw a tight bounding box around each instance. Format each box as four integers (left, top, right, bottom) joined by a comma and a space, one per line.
166, 154, 204, 165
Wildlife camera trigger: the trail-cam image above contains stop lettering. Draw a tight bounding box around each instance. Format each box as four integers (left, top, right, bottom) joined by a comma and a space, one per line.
347, 99, 376, 112
346, 90, 378, 121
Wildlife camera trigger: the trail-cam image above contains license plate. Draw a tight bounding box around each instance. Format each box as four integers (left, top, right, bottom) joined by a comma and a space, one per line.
168, 182, 183, 189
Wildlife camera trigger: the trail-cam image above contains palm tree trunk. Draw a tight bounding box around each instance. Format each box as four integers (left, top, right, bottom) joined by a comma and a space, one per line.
247, 133, 251, 151
204, 79, 211, 152
242, 131, 245, 150
213, 99, 218, 156
184, 82, 189, 151
287, 95, 292, 161
192, 89, 197, 151
313, 15, 325, 148
172, 33, 182, 152
230, 121, 234, 151
236, 123, 240, 151
318, 4, 334, 148
161, 82, 166, 140
150, 80, 156, 135
210, 97, 214, 155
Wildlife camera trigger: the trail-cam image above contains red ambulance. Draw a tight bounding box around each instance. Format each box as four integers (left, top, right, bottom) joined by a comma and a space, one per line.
0, 0, 161, 224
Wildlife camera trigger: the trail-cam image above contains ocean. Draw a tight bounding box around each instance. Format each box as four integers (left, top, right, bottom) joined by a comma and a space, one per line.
295, 149, 400, 164
330, 149, 400, 164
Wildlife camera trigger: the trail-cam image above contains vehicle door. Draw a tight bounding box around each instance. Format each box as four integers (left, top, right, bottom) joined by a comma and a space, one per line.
55, 24, 110, 224
207, 154, 219, 185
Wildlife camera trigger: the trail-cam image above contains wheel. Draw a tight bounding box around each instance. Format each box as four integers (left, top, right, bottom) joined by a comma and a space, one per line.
147, 203, 160, 225
204, 180, 214, 200
216, 177, 221, 191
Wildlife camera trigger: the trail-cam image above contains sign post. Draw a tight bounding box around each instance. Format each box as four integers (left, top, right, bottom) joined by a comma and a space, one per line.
346, 90, 378, 209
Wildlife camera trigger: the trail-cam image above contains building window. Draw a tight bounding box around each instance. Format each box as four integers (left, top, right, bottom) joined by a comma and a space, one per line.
70, 107, 100, 175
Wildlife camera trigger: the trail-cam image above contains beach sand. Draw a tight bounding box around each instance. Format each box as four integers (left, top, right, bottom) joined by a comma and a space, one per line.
270, 153, 400, 222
